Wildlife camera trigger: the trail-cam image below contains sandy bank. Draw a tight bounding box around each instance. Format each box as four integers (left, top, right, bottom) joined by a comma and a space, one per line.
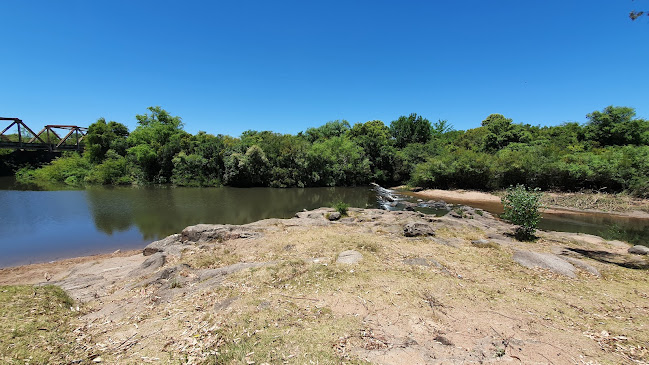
400, 187, 649, 219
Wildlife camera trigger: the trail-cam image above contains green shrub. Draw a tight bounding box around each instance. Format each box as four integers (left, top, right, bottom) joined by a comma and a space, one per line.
332, 201, 349, 216
501, 184, 543, 240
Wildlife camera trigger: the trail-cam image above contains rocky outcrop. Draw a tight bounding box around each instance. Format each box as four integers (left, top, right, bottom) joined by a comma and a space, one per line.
628, 245, 649, 255
143, 234, 182, 256
181, 224, 261, 243
129, 252, 166, 278
403, 222, 436, 237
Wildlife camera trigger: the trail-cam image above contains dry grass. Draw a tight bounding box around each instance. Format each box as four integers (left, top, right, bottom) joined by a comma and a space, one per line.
10, 214, 648, 364
0, 285, 86, 364
541, 191, 649, 213
179, 224, 649, 364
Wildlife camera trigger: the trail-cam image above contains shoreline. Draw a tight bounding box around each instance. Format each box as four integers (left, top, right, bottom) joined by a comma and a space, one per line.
397, 187, 649, 219
0, 249, 142, 285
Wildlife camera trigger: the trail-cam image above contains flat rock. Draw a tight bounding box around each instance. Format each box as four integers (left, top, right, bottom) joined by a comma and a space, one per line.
403, 222, 436, 237
607, 240, 631, 249
563, 257, 601, 277
513, 250, 576, 278
337, 250, 363, 264
628, 245, 649, 255
128, 252, 166, 278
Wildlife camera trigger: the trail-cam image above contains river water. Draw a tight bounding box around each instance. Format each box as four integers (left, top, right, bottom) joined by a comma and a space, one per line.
0, 177, 647, 268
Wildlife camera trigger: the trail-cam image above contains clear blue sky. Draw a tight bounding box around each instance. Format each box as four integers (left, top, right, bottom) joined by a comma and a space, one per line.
1, 1, 648, 136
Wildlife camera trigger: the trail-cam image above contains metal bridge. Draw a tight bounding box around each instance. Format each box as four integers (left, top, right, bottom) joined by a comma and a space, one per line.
0, 117, 88, 152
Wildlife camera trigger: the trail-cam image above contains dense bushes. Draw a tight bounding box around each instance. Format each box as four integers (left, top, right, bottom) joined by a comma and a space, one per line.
12, 105, 649, 197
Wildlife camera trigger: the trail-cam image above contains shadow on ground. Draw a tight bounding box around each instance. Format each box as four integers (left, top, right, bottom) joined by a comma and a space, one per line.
564, 247, 649, 270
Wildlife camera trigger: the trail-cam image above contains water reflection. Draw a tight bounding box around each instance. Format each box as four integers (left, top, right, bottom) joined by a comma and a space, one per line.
85, 186, 377, 241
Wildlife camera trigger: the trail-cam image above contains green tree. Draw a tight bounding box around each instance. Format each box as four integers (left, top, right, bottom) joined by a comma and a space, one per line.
481, 114, 531, 152
389, 113, 432, 148
307, 136, 370, 186
584, 106, 648, 146
304, 120, 351, 143
223, 145, 270, 187
348, 120, 398, 183
127, 107, 189, 183
85, 118, 129, 163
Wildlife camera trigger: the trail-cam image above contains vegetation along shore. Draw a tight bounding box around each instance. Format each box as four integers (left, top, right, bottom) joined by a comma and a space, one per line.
4, 105, 649, 200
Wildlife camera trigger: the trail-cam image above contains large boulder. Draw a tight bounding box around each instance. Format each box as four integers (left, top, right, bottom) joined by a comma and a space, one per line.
403, 222, 436, 237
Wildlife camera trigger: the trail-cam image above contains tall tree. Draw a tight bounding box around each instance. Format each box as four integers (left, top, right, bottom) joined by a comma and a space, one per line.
584, 106, 648, 146
389, 113, 432, 148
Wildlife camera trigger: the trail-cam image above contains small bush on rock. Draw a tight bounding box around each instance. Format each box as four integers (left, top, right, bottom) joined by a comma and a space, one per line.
333, 201, 349, 216
501, 185, 543, 240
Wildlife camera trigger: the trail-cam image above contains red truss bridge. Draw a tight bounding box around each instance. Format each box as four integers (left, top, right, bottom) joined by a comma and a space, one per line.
0, 117, 88, 152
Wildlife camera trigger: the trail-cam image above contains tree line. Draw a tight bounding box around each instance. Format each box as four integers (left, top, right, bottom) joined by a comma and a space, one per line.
13, 105, 649, 197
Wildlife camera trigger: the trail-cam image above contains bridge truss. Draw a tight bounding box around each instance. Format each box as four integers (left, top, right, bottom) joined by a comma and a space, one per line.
0, 117, 88, 152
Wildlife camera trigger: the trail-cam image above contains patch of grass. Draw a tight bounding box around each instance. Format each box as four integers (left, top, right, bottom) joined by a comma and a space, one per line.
0, 285, 84, 364
356, 241, 379, 252
181, 247, 240, 269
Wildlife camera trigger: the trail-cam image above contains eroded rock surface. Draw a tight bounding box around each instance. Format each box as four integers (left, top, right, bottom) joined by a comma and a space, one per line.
513, 250, 576, 278
403, 222, 436, 237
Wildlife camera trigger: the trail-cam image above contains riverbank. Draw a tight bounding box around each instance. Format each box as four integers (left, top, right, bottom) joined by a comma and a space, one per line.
399, 187, 649, 219
1, 207, 648, 364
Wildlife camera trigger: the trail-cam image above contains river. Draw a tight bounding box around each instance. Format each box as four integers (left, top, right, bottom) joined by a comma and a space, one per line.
0, 177, 647, 268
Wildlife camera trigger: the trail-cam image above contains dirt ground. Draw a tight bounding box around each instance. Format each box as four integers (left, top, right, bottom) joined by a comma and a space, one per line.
1, 208, 648, 364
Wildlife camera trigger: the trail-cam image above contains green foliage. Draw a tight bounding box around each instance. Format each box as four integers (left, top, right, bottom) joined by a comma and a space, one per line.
10, 105, 649, 197
389, 113, 432, 148
481, 114, 531, 152
332, 201, 349, 216
584, 105, 648, 146
307, 136, 371, 186
501, 185, 543, 240
304, 120, 351, 143
224, 145, 270, 187
85, 152, 132, 185
85, 117, 129, 163
16, 152, 90, 187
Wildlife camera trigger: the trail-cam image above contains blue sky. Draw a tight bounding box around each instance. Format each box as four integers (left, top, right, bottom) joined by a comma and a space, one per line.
1, 1, 648, 136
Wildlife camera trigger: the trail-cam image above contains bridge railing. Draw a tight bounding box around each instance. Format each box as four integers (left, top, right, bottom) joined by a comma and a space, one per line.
0, 117, 88, 152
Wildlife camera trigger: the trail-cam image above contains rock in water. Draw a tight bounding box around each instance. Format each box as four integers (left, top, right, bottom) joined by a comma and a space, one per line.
336, 250, 363, 264
628, 245, 649, 255
403, 222, 435, 237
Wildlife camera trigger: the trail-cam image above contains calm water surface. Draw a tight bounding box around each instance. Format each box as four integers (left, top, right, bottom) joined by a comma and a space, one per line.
0, 177, 376, 267
1, 177, 647, 268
